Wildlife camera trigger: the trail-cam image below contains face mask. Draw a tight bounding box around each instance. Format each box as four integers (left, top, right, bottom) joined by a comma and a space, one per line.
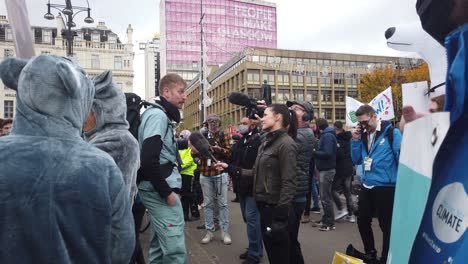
417, 0, 455, 45
238, 124, 250, 135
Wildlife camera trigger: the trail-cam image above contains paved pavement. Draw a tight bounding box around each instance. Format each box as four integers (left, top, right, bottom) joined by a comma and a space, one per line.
140, 191, 383, 264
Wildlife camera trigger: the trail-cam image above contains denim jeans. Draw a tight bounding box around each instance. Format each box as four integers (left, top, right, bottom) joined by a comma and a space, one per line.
200, 173, 229, 232
239, 194, 263, 258
319, 169, 336, 226
304, 168, 320, 217
311, 172, 320, 209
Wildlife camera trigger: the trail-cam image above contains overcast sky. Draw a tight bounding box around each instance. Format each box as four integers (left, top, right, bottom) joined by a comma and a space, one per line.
0, 0, 420, 97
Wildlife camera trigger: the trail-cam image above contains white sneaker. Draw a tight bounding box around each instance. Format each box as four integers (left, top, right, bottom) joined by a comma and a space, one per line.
201, 231, 214, 244
335, 209, 349, 220
221, 230, 232, 245
344, 215, 356, 223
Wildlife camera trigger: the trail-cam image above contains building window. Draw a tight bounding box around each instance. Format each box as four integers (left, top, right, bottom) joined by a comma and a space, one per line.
336, 109, 346, 120
114, 56, 123, 70
91, 33, 100, 42
247, 70, 260, 84
42, 29, 52, 44
335, 91, 345, 102
4, 100, 14, 118
108, 34, 117, 43
322, 90, 332, 102
4, 49, 14, 58
41, 51, 51, 55
306, 90, 318, 102
293, 89, 304, 101
91, 55, 100, 69
348, 91, 358, 98
6, 27, 13, 41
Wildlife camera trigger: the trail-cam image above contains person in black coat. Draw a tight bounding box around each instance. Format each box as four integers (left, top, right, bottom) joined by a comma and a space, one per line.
332, 121, 356, 223
228, 117, 263, 264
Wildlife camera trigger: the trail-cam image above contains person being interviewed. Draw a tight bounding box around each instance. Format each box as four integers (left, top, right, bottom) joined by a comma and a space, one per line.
215, 104, 298, 264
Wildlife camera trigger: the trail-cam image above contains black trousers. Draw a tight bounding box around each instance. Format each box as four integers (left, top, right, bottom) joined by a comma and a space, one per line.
288, 201, 306, 264
357, 186, 395, 263
332, 173, 354, 213
129, 201, 146, 264
257, 202, 290, 264
181, 174, 199, 218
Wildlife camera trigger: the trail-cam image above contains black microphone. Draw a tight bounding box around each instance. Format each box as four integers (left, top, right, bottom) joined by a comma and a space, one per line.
228, 92, 256, 107
188, 132, 218, 163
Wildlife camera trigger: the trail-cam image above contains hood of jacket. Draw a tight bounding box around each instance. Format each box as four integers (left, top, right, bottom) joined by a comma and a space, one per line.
84, 70, 129, 140
322, 126, 336, 136
0, 55, 94, 139
336, 130, 352, 141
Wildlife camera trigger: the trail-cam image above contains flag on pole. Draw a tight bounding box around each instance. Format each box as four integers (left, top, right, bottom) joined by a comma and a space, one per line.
5, 0, 35, 59
346, 96, 364, 126
369, 86, 395, 120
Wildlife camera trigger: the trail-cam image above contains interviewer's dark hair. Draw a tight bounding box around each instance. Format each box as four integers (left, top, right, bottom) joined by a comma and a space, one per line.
268, 104, 298, 139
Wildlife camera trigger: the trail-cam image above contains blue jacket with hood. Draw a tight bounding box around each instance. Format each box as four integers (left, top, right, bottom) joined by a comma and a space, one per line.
0, 55, 135, 263
315, 126, 337, 171
350, 120, 402, 187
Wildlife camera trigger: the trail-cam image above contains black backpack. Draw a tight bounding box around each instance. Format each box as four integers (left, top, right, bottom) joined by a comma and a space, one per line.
124, 93, 158, 140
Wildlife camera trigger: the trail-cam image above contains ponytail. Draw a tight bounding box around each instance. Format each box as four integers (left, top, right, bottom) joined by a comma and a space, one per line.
267, 104, 298, 139
288, 109, 298, 139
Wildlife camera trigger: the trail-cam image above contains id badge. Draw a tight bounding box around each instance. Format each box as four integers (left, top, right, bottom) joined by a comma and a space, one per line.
364, 157, 373, 171
207, 159, 212, 166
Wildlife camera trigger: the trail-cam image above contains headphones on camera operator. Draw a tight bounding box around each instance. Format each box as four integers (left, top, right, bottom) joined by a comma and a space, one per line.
287, 100, 315, 122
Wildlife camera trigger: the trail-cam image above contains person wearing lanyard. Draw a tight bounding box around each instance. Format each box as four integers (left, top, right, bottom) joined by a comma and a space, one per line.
349, 105, 402, 264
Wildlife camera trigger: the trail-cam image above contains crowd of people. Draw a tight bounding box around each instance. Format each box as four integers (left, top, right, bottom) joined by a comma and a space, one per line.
1, 1, 467, 263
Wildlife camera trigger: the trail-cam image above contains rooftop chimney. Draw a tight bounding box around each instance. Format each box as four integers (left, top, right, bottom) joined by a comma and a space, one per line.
97, 21, 107, 29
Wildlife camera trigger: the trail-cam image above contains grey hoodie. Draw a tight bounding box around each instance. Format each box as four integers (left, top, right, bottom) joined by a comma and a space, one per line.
84, 70, 140, 203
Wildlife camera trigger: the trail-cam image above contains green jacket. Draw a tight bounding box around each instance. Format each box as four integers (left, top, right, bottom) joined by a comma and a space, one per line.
179, 148, 197, 177
241, 130, 297, 208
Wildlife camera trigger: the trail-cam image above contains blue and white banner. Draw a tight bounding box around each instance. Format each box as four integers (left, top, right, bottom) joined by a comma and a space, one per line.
369, 86, 395, 121
346, 87, 395, 126
388, 112, 450, 264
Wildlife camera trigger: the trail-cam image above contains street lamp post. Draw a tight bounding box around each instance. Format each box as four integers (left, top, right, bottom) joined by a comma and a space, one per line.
44, 0, 94, 57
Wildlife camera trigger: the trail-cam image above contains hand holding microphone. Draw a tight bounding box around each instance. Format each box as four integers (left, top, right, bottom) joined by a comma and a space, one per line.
188, 132, 218, 163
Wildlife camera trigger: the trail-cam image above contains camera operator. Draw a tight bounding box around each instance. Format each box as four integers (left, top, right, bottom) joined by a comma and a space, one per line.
228, 116, 263, 264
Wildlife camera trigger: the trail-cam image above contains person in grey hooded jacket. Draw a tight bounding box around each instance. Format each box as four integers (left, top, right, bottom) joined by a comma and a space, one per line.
0, 55, 135, 264
83, 70, 140, 203
287, 100, 316, 264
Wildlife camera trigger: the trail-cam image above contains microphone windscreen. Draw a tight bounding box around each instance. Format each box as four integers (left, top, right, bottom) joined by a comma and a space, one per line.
188, 132, 218, 162
228, 92, 252, 107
